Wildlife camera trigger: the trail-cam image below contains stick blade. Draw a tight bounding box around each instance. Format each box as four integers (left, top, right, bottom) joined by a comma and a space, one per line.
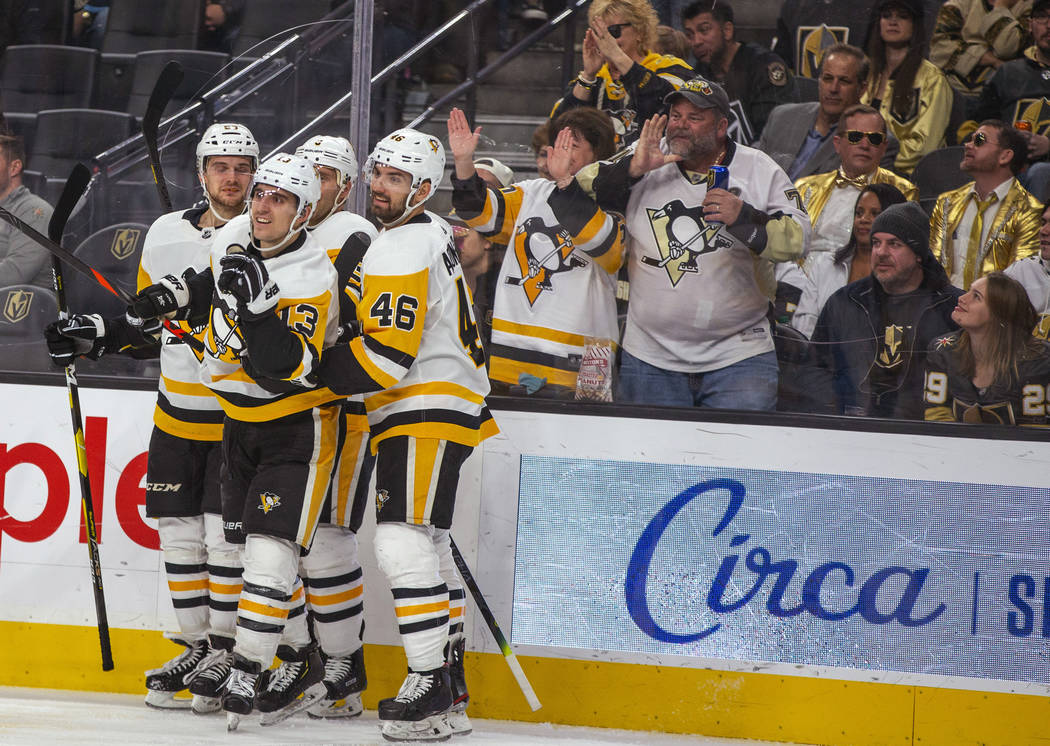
142, 61, 185, 132
48, 163, 92, 243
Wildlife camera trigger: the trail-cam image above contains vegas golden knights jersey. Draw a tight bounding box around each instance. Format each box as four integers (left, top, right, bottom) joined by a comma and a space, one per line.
202, 214, 342, 421
923, 332, 1050, 426
1004, 254, 1050, 340
317, 212, 497, 450
138, 208, 224, 441
457, 178, 625, 389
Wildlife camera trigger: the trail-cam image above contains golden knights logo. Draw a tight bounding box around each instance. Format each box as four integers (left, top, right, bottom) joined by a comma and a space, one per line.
109, 227, 141, 261
506, 216, 585, 305
1013, 98, 1050, 137
955, 400, 1016, 425
258, 491, 281, 513
796, 25, 848, 79
2, 288, 32, 323
643, 199, 732, 286
889, 88, 922, 126
876, 324, 910, 369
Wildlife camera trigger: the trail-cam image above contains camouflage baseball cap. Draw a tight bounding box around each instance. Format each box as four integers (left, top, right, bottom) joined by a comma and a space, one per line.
664, 76, 731, 118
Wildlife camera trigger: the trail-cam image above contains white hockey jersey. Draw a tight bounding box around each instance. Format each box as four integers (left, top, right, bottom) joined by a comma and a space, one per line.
459, 178, 624, 388
621, 142, 810, 372
202, 214, 342, 421
318, 211, 497, 450
137, 207, 224, 441
1004, 253, 1050, 340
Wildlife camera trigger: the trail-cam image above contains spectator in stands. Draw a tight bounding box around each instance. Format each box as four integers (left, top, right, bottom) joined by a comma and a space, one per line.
71, 0, 109, 49
199, 0, 245, 54
0, 134, 53, 289
1004, 202, 1050, 337
810, 201, 962, 418
792, 183, 908, 337
531, 122, 551, 180
923, 271, 1050, 424
449, 106, 624, 397
582, 78, 811, 410
773, 0, 878, 78
796, 104, 917, 255
862, 0, 953, 174
655, 24, 690, 60
447, 214, 499, 349
930, 0, 1032, 95
929, 120, 1041, 289
550, 0, 692, 146
760, 44, 901, 180
682, 0, 798, 145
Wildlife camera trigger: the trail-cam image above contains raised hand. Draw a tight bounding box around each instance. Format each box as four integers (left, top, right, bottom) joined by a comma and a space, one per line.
588, 15, 632, 76
581, 28, 603, 78
217, 252, 280, 318
447, 107, 482, 179
545, 127, 576, 186
629, 115, 682, 178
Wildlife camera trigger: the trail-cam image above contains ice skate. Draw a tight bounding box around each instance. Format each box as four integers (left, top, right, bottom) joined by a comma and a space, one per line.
221, 657, 260, 731
256, 644, 326, 726
445, 638, 471, 736
143, 637, 208, 709
307, 646, 366, 719
188, 636, 234, 714
378, 667, 454, 742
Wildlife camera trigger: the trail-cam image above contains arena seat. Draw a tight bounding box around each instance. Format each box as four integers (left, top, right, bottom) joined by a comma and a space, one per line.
0, 283, 60, 371
912, 146, 967, 214
64, 223, 148, 319
126, 49, 231, 121
101, 0, 202, 54
29, 109, 136, 179
796, 75, 819, 103
0, 45, 98, 112
232, 0, 336, 57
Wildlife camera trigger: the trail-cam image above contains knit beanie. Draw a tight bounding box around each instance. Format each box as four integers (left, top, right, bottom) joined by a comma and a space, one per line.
870, 202, 932, 262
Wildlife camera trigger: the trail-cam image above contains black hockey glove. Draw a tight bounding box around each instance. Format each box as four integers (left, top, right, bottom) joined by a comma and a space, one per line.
217, 253, 280, 318
128, 272, 192, 320
44, 313, 107, 367
335, 319, 361, 341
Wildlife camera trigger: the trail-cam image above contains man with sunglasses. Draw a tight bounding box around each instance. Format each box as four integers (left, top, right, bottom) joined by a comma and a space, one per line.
796, 104, 918, 255
929, 120, 1041, 289
682, 0, 798, 144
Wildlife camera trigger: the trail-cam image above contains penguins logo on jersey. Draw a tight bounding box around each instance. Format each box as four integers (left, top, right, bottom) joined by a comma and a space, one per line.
109, 227, 141, 261
258, 491, 282, 513
206, 297, 246, 362
955, 400, 1015, 425
2, 287, 32, 323
876, 324, 909, 369
376, 488, 390, 511
506, 216, 586, 305
797, 25, 848, 79
643, 199, 732, 286
1013, 98, 1050, 136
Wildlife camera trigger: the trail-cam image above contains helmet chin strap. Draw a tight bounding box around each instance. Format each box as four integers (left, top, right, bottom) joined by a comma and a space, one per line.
201, 173, 247, 226
249, 200, 310, 253
377, 184, 426, 228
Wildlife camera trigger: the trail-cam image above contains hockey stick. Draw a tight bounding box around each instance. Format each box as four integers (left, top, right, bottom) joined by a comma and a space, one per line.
449, 537, 541, 711
49, 164, 114, 672
141, 60, 184, 213
0, 203, 205, 352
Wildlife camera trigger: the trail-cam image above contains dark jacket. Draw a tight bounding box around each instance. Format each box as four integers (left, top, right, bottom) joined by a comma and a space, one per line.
809, 275, 963, 419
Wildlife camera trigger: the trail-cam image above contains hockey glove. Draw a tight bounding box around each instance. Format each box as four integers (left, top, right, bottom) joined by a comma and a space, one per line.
44, 313, 107, 367
335, 319, 361, 341
217, 253, 280, 318
129, 272, 192, 320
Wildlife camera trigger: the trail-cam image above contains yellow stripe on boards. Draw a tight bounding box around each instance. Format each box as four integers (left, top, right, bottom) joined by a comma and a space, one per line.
1, 621, 1047, 744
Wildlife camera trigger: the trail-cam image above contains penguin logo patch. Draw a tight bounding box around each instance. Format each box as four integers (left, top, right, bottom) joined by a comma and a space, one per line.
376, 489, 390, 511
258, 491, 281, 513
643, 199, 732, 286
506, 217, 586, 305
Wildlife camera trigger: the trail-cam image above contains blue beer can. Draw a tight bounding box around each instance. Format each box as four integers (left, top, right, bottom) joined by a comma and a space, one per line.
708, 165, 729, 191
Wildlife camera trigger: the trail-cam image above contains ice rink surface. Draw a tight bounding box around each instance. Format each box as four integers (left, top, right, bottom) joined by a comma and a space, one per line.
0, 687, 805, 746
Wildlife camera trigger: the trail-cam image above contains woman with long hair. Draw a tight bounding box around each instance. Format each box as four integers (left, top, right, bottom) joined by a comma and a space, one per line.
923, 272, 1050, 425
862, 0, 952, 174
791, 183, 907, 337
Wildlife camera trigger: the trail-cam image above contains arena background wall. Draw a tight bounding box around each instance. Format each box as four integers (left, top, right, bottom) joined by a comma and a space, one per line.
1, 382, 1048, 746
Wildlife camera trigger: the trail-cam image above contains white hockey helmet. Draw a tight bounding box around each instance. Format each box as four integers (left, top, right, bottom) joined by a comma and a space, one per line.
364, 128, 445, 201
249, 153, 322, 247
195, 122, 260, 175
295, 135, 359, 188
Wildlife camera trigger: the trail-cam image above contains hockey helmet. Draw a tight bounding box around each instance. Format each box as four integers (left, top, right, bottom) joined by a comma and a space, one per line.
195, 122, 260, 175
295, 135, 359, 188
364, 128, 445, 201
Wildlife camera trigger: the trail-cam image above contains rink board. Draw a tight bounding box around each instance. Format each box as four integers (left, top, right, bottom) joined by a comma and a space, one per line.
1, 382, 1049, 745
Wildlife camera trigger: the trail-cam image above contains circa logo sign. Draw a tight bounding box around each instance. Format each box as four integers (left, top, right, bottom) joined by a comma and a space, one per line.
624, 478, 947, 643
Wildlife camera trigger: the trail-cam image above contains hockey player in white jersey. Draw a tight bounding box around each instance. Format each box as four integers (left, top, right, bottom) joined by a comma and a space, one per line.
316, 128, 498, 741
275, 135, 377, 719
127, 153, 343, 730
44, 122, 259, 712
1005, 203, 1050, 340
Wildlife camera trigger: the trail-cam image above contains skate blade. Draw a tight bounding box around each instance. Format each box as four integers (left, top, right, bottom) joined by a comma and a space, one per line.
191, 695, 221, 715
143, 690, 192, 709
306, 693, 364, 719
226, 712, 242, 731
446, 710, 472, 736
380, 713, 454, 742
259, 682, 327, 726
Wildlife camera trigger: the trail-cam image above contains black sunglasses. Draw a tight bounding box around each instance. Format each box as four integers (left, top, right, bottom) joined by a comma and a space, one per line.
969, 131, 996, 147
607, 22, 632, 38
844, 130, 886, 146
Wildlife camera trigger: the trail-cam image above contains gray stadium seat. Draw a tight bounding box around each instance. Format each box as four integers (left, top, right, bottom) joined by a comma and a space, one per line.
232, 0, 335, 57
0, 283, 60, 371
29, 109, 135, 178
912, 146, 967, 214
0, 45, 98, 111
127, 49, 231, 120
64, 222, 148, 319
101, 0, 202, 54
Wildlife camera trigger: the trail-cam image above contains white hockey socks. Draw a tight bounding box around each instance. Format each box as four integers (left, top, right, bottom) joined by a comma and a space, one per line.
433, 528, 465, 640
158, 515, 208, 641
234, 535, 303, 669
301, 524, 365, 658
203, 512, 242, 643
